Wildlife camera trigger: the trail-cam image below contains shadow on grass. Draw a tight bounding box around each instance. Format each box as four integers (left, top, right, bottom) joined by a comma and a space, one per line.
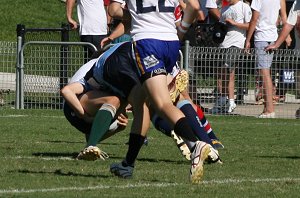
32, 152, 78, 158
46, 140, 123, 146
137, 157, 188, 165
256, 155, 300, 160
107, 156, 187, 165
47, 140, 84, 144
15, 169, 109, 178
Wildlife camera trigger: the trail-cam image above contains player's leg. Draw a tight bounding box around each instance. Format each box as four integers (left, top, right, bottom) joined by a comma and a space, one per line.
176, 99, 213, 144
110, 84, 150, 178
136, 39, 210, 183
63, 88, 127, 160
80, 90, 128, 140
178, 82, 223, 148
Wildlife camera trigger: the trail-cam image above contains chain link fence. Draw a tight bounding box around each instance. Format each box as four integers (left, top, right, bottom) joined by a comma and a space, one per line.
1, 35, 300, 118
18, 41, 96, 109
0, 41, 16, 108
187, 46, 300, 119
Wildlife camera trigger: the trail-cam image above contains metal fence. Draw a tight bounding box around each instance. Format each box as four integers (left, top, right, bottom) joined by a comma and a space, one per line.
1, 39, 299, 118
13, 24, 96, 109
186, 43, 300, 119
17, 41, 97, 109
0, 41, 16, 108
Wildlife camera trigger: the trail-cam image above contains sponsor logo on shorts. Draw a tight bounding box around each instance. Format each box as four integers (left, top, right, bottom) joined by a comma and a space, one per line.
151, 68, 166, 77
143, 55, 159, 69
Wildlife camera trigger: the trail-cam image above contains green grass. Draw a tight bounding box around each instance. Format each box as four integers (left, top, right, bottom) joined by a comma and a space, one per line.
0, 0, 68, 41
0, 109, 300, 197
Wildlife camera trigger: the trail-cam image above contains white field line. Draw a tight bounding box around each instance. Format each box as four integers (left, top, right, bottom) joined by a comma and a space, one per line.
1, 178, 300, 195
0, 114, 299, 126
0, 115, 65, 118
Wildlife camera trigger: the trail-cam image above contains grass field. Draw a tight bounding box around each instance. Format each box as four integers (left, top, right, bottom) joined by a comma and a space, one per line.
0, 109, 300, 197
0, 0, 67, 41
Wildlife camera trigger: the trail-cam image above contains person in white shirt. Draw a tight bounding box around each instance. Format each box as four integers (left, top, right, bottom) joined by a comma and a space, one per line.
265, 0, 300, 119
245, 0, 288, 118
211, 0, 252, 114
205, 0, 222, 23
66, 0, 108, 61
265, 0, 300, 50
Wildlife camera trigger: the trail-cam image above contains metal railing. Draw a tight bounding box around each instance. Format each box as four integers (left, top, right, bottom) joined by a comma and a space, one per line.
1, 39, 299, 118
186, 44, 300, 119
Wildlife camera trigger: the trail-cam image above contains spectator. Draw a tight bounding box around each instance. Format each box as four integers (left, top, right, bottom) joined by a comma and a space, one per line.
210, 0, 252, 114
66, 0, 108, 61
205, 0, 222, 23
265, 0, 300, 119
245, 0, 289, 118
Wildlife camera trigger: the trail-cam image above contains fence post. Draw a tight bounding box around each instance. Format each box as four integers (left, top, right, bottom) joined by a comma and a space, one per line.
184, 40, 190, 71
16, 24, 25, 109
59, 23, 70, 107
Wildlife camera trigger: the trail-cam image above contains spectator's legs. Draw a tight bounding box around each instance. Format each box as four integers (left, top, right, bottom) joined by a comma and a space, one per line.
228, 69, 235, 101
228, 69, 236, 113
260, 68, 274, 114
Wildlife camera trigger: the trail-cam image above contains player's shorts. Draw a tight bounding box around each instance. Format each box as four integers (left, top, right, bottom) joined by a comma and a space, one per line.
63, 101, 92, 135
254, 41, 274, 69
85, 42, 140, 100
102, 42, 140, 99
132, 39, 180, 83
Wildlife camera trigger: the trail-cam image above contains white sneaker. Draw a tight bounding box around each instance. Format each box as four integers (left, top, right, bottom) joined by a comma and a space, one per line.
227, 103, 236, 113
206, 145, 223, 164
170, 131, 191, 160
258, 112, 275, 118
190, 141, 210, 184
77, 146, 109, 161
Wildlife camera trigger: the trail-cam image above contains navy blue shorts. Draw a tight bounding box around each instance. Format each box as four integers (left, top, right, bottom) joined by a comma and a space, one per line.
101, 42, 141, 99
132, 39, 180, 83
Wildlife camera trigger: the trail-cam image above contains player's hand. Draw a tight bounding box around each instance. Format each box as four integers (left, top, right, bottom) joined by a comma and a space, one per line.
117, 113, 128, 128
100, 37, 113, 48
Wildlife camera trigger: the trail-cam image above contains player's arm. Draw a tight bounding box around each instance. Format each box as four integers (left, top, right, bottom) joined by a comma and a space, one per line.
177, 0, 200, 40
60, 82, 85, 118
66, 0, 78, 29
108, 0, 131, 20
101, 19, 131, 48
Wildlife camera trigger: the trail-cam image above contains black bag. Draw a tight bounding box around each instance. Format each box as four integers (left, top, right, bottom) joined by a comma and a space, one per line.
212, 21, 228, 44
194, 21, 228, 47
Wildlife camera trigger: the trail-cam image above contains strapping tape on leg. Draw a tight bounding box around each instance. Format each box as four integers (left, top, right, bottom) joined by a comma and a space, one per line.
100, 103, 117, 117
